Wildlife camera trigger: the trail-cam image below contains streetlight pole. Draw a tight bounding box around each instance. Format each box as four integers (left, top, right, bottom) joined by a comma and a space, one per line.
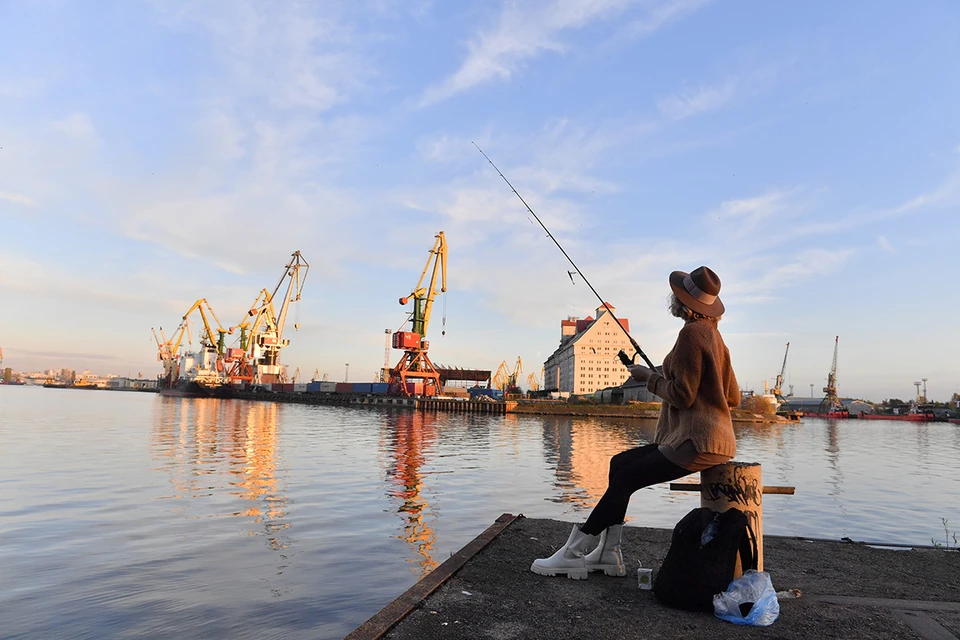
345, 363, 350, 383
809, 383, 814, 398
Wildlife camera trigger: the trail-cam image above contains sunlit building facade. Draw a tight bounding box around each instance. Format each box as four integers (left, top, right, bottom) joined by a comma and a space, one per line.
542, 303, 635, 396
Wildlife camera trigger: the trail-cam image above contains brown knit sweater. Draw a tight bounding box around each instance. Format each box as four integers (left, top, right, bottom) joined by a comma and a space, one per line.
646, 318, 740, 458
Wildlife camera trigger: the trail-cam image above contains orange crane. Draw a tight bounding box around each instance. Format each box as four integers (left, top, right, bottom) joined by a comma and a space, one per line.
388, 232, 447, 397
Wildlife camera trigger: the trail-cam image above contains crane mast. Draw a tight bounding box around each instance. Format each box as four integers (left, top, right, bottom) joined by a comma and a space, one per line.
388, 232, 447, 397
822, 336, 841, 410
772, 342, 790, 402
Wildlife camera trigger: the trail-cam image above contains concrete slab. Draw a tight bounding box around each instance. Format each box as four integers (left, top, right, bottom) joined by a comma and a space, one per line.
349, 515, 960, 640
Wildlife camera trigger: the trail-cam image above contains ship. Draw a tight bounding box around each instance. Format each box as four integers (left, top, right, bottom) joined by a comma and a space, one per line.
159, 346, 237, 399
858, 404, 937, 422
153, 251, 309, 401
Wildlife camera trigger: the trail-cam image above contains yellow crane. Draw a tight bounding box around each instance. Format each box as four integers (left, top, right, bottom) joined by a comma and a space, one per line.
527, 372, 540, 392
493, 357, 523, 394
224, 252, 309, 386
492, 360, 509, 391
389, 232, 447, 397
153, 298, 227, 387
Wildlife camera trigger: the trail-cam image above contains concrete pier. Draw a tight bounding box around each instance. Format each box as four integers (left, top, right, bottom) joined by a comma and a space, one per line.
347, 515, 960, 640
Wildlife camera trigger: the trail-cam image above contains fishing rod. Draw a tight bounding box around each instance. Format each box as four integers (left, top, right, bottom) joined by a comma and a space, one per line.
473, 142, 656, 371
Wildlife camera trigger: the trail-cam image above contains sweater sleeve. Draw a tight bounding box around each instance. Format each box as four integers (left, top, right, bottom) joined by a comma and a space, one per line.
726, 357, 740, 408
647, 324, 703, 409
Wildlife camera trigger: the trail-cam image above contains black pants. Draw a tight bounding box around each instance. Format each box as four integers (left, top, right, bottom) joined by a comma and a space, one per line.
581, 443, 691, 536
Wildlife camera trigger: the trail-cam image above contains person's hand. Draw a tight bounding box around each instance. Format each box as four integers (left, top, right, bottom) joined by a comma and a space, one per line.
628, 365, 655, 383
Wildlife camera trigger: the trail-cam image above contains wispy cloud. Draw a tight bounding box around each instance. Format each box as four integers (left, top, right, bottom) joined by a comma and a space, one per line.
52, 113, 101, 143
419, 0, 707, 107
618, 0, 712, 37
151, 0, 372, 111
657, 78, 738, 120
0, 190, 37, 207
877, 235, 894, 253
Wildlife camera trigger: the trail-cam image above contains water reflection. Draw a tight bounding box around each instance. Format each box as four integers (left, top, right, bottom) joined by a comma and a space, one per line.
540, 417, 657, 517
151, 398, 290, 551
382, 411, 438, 575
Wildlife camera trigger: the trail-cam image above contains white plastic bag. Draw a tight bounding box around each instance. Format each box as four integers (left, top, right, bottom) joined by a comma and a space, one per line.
713, 570, 780, 626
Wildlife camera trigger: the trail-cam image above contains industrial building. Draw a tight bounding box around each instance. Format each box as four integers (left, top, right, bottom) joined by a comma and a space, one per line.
542, 303, 636, 396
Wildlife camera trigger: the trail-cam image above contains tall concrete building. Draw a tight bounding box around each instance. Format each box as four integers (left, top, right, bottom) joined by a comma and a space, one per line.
542, 303, 636, 396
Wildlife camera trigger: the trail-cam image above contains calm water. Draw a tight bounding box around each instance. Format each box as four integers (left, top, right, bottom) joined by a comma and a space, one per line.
2, 386, 958, 639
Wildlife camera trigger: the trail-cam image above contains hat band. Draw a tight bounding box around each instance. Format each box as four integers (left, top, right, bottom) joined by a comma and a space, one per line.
683, 274, 717, 304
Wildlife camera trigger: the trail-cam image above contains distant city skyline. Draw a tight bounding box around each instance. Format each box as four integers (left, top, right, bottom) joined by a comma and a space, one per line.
2, 1, 959, 401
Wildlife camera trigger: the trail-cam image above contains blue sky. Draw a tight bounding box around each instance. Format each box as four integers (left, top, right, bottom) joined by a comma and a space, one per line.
2, 0, 959, 402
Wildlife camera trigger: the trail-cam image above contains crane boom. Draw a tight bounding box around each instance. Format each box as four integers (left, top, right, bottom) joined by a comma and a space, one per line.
399, 232, 447, 340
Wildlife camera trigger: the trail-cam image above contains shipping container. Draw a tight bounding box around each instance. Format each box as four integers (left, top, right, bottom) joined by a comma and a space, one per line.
335, 383, 352, 394
352, 383, 372, 394
468, 387, 503, 401
319, 381, 337, 393
306, 382, 323, 393
272, 383, 294, 393
293, 383, 308, 393
392, 331, 420, 350
371, 383, 389, 395
405, 382, 424, 396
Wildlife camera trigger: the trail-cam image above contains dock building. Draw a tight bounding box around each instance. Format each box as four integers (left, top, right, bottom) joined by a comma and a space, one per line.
542, 303, 636, 396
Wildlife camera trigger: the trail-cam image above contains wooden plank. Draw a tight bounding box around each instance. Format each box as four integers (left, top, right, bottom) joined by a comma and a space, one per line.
669, 483, 795, 494
344, 513, 520, 640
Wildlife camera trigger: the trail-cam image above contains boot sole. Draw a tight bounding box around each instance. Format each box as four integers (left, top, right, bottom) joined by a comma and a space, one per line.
530, 563, 588, 580
586, 565, 627, 577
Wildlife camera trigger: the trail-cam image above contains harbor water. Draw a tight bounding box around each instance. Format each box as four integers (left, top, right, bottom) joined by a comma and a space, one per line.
2, 386, 958, 639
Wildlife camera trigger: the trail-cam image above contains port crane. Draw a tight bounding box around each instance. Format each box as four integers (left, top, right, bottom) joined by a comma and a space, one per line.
820, 336, 843, 413
226, 252, 310, 386
493, 357, 523, 394
772, 342, 790, 402
153, 298, 228, 387
388, 232, 447, 397
527, 372, 540, 392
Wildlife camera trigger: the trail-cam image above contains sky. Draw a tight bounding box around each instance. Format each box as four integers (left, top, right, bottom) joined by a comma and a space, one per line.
2, 0, 959, 403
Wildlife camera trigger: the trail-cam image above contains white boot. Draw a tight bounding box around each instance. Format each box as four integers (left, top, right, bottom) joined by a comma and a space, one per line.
530, 525, 598, 579
584, 523, 626, 576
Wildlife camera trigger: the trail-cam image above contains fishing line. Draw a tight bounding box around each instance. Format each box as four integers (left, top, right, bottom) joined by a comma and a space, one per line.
473, 142, 656, 371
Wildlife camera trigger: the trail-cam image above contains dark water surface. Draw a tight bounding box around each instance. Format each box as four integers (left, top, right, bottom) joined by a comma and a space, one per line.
2, 386, 958, 638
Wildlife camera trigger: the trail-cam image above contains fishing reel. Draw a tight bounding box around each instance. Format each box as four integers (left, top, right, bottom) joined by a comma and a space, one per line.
617, 350, 637, 368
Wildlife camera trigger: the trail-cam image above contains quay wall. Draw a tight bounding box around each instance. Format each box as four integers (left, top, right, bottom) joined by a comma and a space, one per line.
219, 391, 791, 423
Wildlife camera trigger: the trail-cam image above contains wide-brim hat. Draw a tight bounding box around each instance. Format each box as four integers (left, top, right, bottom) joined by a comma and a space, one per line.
669, 266, 725, 317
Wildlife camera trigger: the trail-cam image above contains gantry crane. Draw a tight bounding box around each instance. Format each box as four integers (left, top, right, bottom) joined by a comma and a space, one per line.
388, 232, 447, 397
772, 342, 790, 402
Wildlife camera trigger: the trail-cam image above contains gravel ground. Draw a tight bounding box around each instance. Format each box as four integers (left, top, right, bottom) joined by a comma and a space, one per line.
377, 515, 960, 640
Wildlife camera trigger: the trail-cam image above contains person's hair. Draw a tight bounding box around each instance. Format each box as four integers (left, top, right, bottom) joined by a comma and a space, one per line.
669, 293, 720, 323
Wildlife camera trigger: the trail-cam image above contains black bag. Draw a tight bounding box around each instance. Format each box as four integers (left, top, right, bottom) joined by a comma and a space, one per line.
653, 507, 758, 611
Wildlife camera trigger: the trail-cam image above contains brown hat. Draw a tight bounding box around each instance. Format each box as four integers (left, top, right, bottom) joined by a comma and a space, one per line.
669, 266, 725, 317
